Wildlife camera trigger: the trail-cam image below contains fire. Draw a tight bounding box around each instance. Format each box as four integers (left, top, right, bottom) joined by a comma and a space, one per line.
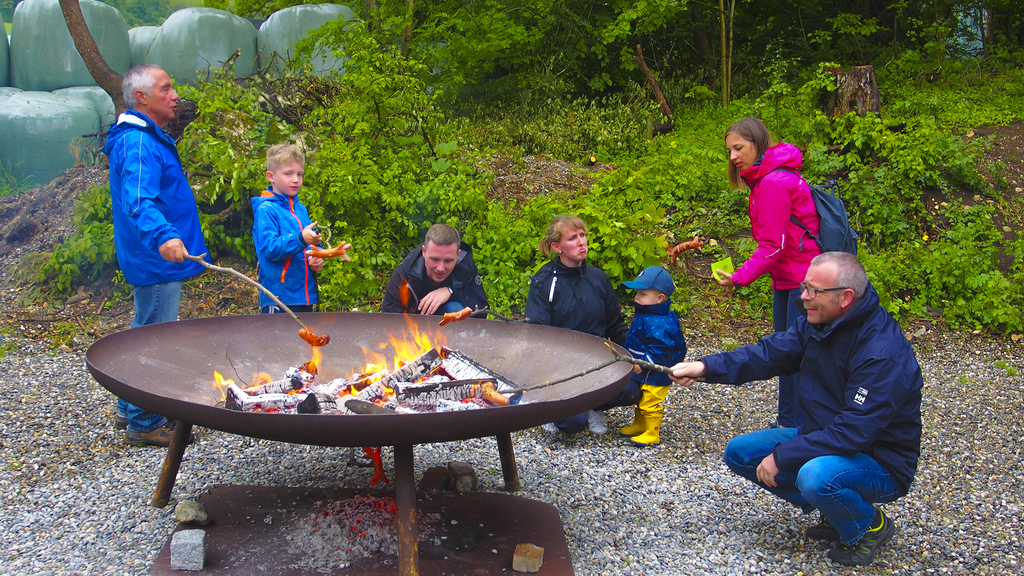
304, 346, 322, 376
250, 372, 272, 387
212, 371, 234, 402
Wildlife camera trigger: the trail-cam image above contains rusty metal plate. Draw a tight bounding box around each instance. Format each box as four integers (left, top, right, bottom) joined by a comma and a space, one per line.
86, 313, 631, 447
149, 485, 575, 576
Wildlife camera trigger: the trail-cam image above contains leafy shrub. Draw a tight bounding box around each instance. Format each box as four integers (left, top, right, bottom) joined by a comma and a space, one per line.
39, 184, 116, 291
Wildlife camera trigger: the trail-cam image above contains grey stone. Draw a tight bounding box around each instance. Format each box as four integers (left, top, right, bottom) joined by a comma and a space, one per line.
512, 542, 544, 573
174, 500, 210, 525
447, 460, 478, 492
170, 529, 206, 571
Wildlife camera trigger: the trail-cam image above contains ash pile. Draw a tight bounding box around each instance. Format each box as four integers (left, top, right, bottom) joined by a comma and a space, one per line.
222, 347, 520, 415
285, 496, 443, 572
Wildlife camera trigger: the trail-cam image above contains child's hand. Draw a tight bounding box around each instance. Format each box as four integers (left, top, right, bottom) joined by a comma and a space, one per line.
715, 271, 735, 287
307, 255, 325, 272
302, 222, 322, 246
632, 364, 642, 374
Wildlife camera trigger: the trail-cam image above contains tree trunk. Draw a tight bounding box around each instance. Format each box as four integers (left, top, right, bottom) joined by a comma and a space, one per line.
633, 44, 673, 134
719, 0, 727, 107
401, 0, 415, 59
58, 0, 125, 116
826, 65, 880, 117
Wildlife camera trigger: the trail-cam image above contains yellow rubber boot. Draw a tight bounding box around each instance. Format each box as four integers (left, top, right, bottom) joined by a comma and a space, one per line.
619, 406, 646, 437
630, 384, 669, 446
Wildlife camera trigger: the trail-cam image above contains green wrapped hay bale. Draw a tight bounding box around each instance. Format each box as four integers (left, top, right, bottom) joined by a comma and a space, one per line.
147, 8, 257, 85
257, 3, 353, 76
10, 0, 130, 92
129, 26, 160, 67
0, 12, 9, 87
52, 86, 116, 129
0, 91, 102, 184
0, 87, 22, 97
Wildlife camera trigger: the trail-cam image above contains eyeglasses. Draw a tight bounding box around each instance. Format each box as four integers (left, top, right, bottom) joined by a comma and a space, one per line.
799, 282, 848, 299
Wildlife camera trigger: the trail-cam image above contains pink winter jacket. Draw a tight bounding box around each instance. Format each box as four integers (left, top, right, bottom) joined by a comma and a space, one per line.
731, 142, 822, 290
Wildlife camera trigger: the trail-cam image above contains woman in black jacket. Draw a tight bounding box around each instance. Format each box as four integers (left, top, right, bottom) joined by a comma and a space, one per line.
525, 215, 637, 434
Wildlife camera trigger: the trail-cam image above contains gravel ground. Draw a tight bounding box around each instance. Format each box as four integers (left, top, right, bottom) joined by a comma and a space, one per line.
1, 329, 1021, 576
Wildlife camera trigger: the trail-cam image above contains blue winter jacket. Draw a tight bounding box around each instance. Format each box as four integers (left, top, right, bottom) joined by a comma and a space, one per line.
624, 301, 688, 387
102, 111, 207, 287
251, 187, 318, 308
701, 285, 923, 493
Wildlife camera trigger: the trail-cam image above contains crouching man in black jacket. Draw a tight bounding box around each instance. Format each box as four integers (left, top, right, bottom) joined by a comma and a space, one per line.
671, 252, 922, 567
382, 224, 488, 315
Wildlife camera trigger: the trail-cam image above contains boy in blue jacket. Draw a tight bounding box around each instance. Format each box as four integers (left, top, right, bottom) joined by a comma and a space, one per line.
620, 266, 688, 446
252, 144, 323, 313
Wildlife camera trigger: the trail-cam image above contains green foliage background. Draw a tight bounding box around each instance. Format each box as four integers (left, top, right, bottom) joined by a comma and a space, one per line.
36, 0, 1024, 334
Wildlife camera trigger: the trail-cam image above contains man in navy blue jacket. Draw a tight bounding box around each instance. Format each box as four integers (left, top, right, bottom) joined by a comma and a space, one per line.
671, 252, 922, 566
102, 65, 209, 448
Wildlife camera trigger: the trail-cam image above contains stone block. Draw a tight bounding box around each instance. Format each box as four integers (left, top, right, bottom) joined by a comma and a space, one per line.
419, 465, 450, 491
447, 461, 478, 493
170, 529, 206, 571
512, 542, 544, 573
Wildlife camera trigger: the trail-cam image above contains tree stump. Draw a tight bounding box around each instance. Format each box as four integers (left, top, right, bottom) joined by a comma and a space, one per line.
826, 65, 880, 117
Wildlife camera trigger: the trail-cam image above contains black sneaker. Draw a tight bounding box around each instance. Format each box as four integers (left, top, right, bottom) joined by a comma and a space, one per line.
827, 509, 895, 566
114, 414, 129, 430
805, 514, 840, 542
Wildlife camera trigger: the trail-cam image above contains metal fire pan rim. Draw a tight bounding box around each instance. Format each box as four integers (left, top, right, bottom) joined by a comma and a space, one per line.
86, 312, 632, 447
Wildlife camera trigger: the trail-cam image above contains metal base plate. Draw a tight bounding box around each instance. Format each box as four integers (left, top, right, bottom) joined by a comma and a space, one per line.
150, 485, 575, 576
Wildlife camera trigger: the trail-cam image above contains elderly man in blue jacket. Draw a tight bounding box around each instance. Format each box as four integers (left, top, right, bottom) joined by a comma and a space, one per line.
671, 252, 922, 566
102, 65, 209, 448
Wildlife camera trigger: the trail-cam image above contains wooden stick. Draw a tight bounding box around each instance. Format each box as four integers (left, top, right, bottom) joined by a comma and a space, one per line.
184, 253, 307, 331
503, 344, 677, 395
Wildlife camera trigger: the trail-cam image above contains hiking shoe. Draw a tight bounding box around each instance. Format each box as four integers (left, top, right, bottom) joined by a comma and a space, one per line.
114, 414, 129, 430
827, 509, 895, 566
806, 514, 840, 542
541, 423, 558, 433
587, 410, 608, 435
125, 423, 195, 447
126, 424, 175, 447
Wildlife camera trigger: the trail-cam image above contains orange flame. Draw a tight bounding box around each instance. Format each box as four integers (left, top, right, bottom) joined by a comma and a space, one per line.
212, 371, 235, 402
398, 279, 411, 308
250, 372, 272, 387
303, 346, 323, 375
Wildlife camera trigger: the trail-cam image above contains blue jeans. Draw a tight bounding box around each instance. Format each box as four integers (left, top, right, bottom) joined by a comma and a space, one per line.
724, 428, 902, 545
773, 288, 804, 427
440, 300, 464, 314
553, 380, 642, 434
116, 281, 182, 433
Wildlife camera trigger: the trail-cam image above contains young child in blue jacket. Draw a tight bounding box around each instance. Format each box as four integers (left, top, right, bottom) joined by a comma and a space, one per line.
252, 143, 323, 313
620, 266, 688, 446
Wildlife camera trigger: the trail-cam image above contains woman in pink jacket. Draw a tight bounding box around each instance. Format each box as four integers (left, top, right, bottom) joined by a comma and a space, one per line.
717, 117, 822, 427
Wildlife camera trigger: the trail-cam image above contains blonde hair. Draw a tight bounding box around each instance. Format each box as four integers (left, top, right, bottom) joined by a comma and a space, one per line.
266, 143, 305, 172
539, 215, 586, 258
725, 117, 774, 189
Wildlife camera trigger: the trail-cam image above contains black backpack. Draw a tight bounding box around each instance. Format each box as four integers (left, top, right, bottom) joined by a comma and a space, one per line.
774, 168, 859, 255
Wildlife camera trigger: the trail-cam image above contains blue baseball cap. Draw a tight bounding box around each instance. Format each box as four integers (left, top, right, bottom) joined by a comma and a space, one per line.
622, 266, 675, 296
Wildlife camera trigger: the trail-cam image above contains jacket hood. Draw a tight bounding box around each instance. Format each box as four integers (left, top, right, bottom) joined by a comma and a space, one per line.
103, 110, 158, 155
251, 187, 293, 213
741, 142, 804, 188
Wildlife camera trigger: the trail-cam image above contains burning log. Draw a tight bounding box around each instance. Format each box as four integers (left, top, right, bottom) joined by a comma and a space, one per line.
297, 392, 349, 414
225, 383, 305, 412
378, 348, 442, 389
242, 369, 311, 396
394, 378, 496, 403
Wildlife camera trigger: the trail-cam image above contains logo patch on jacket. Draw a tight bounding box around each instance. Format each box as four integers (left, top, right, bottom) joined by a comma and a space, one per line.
854, 387, 868, 405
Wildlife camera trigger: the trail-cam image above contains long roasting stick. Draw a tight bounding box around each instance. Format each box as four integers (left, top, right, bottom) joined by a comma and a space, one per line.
503, 344, 679, 394
184, 253, 307, 331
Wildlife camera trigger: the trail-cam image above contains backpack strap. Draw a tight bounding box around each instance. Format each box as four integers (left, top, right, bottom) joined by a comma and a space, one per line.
771, 168, 817, 252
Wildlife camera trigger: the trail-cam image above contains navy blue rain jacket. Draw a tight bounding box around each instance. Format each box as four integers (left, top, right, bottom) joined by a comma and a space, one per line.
251, 187, 318, 308
624, 301, 688, 387
102, 111, 207, 287
525, 259, 629, 346
701, 285, 923, 493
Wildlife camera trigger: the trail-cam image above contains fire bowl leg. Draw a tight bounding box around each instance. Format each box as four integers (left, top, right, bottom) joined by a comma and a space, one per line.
151, 422, 193, 508
394, 444, 419, 576
495, 433, 521, 492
